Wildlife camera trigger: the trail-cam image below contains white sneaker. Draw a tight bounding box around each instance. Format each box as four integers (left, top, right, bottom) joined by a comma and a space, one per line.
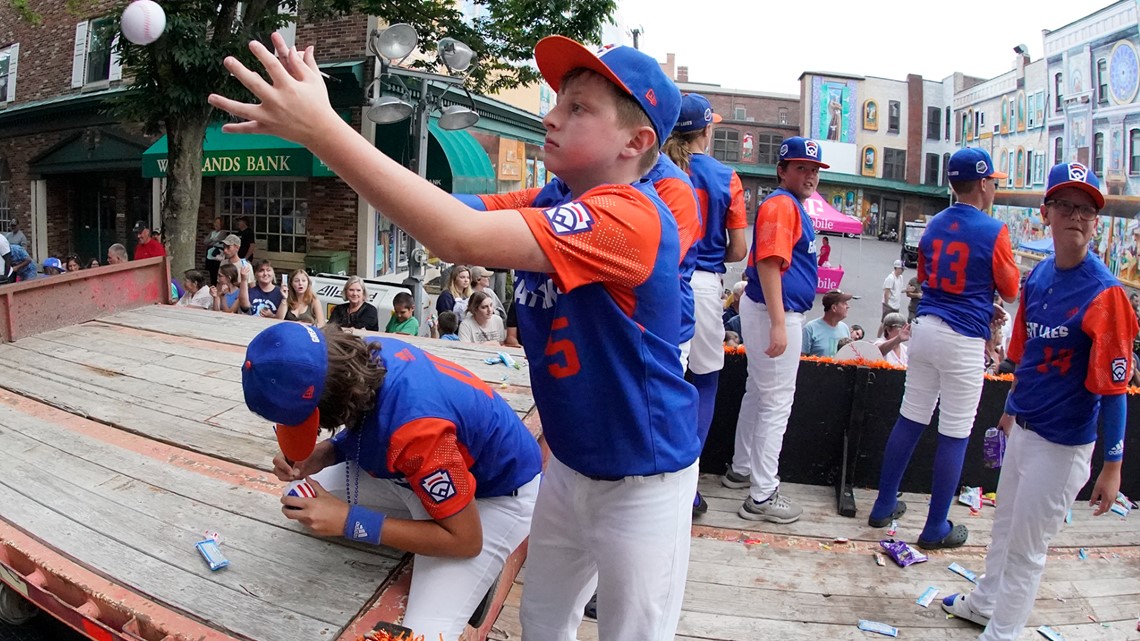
941, 593, 990, 627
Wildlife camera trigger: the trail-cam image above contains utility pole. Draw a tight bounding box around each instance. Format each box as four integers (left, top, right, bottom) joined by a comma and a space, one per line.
630, 26, 643, 50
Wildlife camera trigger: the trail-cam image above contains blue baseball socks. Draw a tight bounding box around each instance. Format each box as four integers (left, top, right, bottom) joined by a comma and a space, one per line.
869, 416, 925, 523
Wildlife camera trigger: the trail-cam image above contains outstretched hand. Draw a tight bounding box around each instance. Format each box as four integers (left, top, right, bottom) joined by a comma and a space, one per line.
207, 33, 343, 148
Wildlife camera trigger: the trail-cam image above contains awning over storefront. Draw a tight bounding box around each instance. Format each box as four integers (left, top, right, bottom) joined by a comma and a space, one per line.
374, 119, 495, 194
141, 123, 335, 178
28, 127, 151, 175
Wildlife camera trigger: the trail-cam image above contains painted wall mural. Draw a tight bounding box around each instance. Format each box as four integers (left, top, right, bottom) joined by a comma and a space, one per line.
994, 205, 1140, 287
812, 77, 857, 143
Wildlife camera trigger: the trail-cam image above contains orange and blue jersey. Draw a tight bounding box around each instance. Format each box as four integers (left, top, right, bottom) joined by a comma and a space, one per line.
915, 203, 1019, 340
463, 181, 699, 479
329, 337, 542, 521
743, 188, 817, 313
646, 154, 701, 343
1006, 255, 1137, 446
688, 153, 747, 273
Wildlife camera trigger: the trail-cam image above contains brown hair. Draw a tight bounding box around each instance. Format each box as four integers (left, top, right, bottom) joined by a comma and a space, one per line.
467, 290, 492, 317
662, 129, 704, 172
285, 269, 317, 311
218, 263, 239, 287
317, 325, 386, 433
561, 68, 659, 174
949, 179, 979, 196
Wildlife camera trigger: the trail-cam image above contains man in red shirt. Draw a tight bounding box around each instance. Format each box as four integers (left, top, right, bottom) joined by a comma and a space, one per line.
132, 220, 166, 260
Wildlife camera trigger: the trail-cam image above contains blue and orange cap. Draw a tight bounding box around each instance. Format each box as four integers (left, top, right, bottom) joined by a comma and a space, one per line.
1045, 162, 1105, 209
779, 136, 830, 169
242, 323, 327, 462
534, 36, 682, 149
947, 147, 1007, 181
674, 93, 722, 133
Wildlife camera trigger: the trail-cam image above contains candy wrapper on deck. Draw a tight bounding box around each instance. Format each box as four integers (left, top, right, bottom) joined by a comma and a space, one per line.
879, 539, 927, 567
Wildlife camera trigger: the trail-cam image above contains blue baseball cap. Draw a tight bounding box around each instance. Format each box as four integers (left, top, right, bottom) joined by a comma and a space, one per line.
779, 136, 830, 169
242, 323, 327, 462
535, 36, 682, 148
947, 147, 1007, 181
43, 257, 66, 272
674, 93, 722, 133
1045, 162, 1105, 209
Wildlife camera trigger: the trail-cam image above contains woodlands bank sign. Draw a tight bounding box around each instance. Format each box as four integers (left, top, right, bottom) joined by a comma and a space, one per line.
143, 149, 335, 178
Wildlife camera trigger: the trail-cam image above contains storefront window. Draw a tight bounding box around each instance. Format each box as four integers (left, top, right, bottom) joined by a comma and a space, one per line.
218, 178, 308, 254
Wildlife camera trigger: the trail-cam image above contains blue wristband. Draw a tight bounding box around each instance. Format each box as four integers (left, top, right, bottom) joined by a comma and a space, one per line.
343, 505, 385, 545
1101, 393, 1125, 463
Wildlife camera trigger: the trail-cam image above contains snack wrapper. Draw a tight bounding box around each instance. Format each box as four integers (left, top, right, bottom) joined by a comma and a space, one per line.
958, 485, 983, 510
196, 539, 230, 571
879, 539, 927, 567
1036, 625, 1065, 640
983, 427, 1005, 468
948, 561, 978, 583
857, 620, 898, 637
916, 586, 939, 607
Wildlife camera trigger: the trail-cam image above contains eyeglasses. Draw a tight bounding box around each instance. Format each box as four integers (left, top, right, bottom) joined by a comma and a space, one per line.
1045, 199, 1098, 221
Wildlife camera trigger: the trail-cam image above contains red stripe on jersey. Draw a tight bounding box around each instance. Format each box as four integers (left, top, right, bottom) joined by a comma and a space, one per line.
726, 172, 748, 229
518, 184, 663, 296
751, 193, 802, 272
655, 175, 701, 259
476, 188, 544, 211
1081, 287, 1139, 395
991, 226, 1020, 300
388, 417, 477, 521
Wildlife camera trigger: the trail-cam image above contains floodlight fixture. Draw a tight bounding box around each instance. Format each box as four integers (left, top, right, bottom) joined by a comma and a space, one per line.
438, 104, 479, 130
370, 23, 418, 63
366, 95, 415, 124
438, 38, 475, 74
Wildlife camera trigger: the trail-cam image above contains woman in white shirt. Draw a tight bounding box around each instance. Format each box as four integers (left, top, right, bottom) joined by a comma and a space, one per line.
458, 291, 506, 345
177, 269, 214, 310
875, 312, 910, 367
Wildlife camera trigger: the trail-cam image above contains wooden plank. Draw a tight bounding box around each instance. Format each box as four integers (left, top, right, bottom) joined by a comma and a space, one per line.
694, 476, 1140, 548
0, 401, 403, 638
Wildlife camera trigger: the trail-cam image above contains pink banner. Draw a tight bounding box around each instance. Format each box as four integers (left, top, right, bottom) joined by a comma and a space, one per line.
817, 266, 844, 293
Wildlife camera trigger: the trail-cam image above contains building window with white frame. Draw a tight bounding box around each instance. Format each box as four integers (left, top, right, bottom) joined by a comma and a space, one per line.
0, 44, 18, 104
72, 17, 122, 87
888, 101, 900, 133
755, 133, 780, 165
1093, 132, 1104, 176
1131, 129, 1140, 175
1054, 73, 1063, 111
1053, 137, 1063, 165
0, 159, 11, 233
778, 108, 788, 125
712, 129, 740, 163
1097, 59, 1108, 104
924, 153, 939, 184
218, 178, 310, 254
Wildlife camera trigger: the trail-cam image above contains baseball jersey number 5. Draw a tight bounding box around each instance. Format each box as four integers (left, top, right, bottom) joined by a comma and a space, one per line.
545, 317, 581, 378
926, 239, 970, 295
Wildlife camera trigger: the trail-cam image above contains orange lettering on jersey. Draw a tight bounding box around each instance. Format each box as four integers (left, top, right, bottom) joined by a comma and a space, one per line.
395, 348, 415, 361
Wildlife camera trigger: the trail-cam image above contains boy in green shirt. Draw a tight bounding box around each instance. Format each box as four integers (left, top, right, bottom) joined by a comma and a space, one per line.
384, 292, 420, 336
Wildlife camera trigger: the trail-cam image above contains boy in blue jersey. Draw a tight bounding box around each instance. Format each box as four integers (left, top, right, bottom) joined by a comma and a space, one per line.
722, 137, 824, 523
211, 33, 699, 641
867, 148, 1021, 548
663, 93, 749, 515
942, 163, 1135, 640
242, 323, 542, 640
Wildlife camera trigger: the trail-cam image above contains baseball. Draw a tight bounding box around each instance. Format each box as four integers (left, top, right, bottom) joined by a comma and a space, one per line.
120, 0, 166, 46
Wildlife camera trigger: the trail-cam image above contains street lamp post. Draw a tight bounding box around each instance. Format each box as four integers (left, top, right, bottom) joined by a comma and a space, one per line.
366, 24, 479, 326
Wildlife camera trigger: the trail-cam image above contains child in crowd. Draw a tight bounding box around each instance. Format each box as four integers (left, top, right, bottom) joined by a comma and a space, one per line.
210, 263, 245, 313
384, 292, 419, 336
210, 33, 697, 639
435, 311, 460, 341
42, 257, 66, 276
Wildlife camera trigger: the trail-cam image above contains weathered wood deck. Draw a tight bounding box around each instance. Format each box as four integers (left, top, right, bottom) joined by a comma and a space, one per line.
2, 305, 1137, 641
0, 305, 534, 640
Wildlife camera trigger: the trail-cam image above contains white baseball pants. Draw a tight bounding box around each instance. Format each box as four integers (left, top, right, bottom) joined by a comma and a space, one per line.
730, 297, 804, 502
519, 456, 697, 641
689, 270, 727, 375
312, 464, 539, 641
968, 426, 1092, 641
899, 315, 986, 438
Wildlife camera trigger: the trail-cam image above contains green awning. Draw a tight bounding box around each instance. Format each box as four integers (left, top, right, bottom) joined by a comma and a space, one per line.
142, 123, 335, 178
374, 120, 495, 194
